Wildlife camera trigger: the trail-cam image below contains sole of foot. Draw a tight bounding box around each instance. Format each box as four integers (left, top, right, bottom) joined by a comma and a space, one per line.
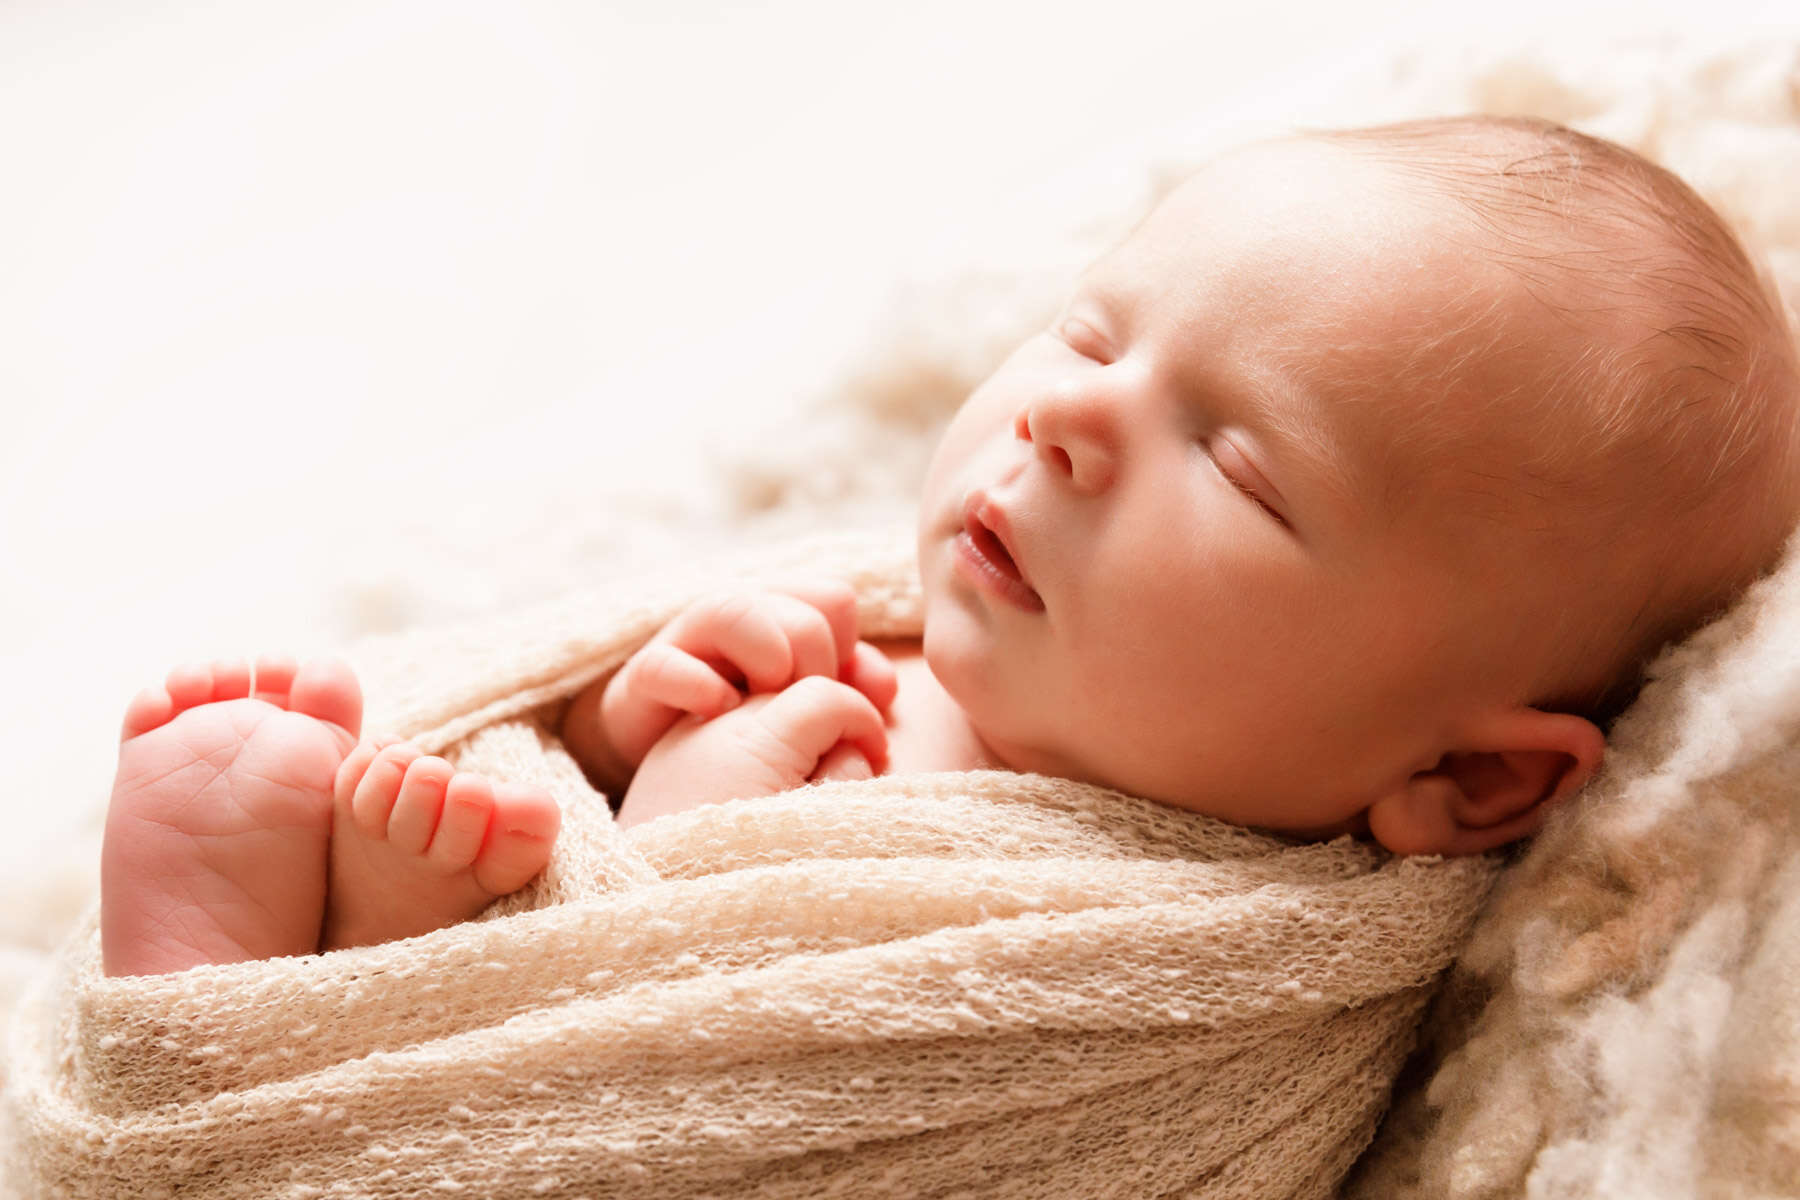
100, 656, 362, 977
322, 739, 560, 950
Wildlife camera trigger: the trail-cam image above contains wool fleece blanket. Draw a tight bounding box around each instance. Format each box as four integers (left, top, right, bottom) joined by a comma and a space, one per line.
1, 534, 1497, 1199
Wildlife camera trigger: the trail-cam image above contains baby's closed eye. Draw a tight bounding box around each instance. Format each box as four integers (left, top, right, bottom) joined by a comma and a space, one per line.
1054, 315, 1115, 364
1208, 437, 1290, 528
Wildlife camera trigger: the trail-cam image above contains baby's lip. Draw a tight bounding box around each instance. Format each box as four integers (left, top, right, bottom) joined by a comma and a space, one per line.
961, 490, 1039, 599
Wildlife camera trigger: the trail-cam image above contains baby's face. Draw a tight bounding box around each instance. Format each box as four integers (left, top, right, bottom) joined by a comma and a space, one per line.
917, 139, 1591, 836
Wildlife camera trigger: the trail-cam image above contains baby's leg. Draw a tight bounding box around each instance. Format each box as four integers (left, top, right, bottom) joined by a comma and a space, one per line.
101, 656, 362, 976
321, 740, 560, 950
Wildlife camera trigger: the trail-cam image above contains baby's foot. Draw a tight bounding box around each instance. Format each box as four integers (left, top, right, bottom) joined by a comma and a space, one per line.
101, 657, 362, 976
322, 740, 560, 949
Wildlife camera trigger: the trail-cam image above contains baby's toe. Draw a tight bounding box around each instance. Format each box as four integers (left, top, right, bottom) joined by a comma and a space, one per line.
349, 742, 421, 839
250, 655, 298, 707
426, 773, 495, 872
472, 785, 560, 896
386, 755, 453, 855
120, 685, 177, 741
209, 659, 253, 703
163, 662, 219, 713
288, 658, 363, 739
333, 736, 399, 813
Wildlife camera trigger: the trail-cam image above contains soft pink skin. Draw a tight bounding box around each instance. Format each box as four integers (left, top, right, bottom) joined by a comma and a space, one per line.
913, 139, 1605, 854
101, 657, 559, 976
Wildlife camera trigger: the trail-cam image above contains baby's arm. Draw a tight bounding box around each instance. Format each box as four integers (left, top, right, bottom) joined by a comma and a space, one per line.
560, 584, 896, 797
616, 676, 889, 828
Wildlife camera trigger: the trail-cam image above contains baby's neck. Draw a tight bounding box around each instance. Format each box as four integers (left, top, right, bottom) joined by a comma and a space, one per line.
870, 639, 1005, 776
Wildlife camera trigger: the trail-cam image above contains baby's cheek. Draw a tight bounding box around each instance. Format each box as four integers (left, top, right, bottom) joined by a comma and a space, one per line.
919, 607, 994, 715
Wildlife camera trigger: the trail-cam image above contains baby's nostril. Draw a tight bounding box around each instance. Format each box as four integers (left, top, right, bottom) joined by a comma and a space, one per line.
1049, 446, 1073, 475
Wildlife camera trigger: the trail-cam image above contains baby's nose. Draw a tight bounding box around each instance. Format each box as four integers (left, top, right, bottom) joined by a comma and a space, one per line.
1016, 380, 1120, 493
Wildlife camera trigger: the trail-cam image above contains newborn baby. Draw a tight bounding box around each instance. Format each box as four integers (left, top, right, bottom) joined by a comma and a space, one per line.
100, 116, 1800, 977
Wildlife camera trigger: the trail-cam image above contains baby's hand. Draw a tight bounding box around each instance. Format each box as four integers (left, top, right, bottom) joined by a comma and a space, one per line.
616, 675, 889, 828
585, 584, 896, 787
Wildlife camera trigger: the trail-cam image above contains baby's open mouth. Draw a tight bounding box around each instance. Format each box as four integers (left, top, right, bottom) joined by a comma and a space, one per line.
957, 494, 1044, 612
969, 518, 1019, 578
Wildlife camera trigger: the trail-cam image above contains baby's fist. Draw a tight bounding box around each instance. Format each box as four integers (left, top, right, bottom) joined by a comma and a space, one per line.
617, 675, 890, 828
597, 582, 895, 775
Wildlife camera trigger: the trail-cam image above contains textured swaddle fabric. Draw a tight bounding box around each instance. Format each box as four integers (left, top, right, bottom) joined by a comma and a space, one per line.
1, 535, 1497, 1199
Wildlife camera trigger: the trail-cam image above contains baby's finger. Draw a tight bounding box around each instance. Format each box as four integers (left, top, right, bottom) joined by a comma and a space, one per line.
810, 742, 875, 783
759, 592, 843, 686
664, 595, 794, 693
600, 643, 742, 770
754, 676, 889, 776
774, 581, 860, 676
844, 640, 898, 713
628, 642, 743, 717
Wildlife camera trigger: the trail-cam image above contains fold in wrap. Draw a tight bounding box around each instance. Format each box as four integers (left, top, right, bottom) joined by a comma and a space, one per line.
1, 533, 1498, 1199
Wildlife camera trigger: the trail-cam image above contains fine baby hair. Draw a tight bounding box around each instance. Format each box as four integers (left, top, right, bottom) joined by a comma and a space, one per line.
1316, 115, 1800, 725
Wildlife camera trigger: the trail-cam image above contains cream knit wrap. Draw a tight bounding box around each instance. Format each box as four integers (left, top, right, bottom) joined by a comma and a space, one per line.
2, 534, 1496, 1199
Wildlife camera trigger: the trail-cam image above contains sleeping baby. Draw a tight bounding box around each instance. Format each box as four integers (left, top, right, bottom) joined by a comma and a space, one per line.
99, 115, 1800, 976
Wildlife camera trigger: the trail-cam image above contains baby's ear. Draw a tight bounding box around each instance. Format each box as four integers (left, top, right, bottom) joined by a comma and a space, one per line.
1366, 709, 1604, 857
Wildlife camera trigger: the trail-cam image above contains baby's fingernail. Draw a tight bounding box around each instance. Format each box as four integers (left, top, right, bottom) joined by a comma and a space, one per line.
719, 691, 741, 711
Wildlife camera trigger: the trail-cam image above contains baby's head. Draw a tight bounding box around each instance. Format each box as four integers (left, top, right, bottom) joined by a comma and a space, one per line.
916, 116, 1800, 854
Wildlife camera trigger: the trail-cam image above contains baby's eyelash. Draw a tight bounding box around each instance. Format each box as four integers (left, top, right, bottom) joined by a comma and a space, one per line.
1216, 459, 1290, 528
